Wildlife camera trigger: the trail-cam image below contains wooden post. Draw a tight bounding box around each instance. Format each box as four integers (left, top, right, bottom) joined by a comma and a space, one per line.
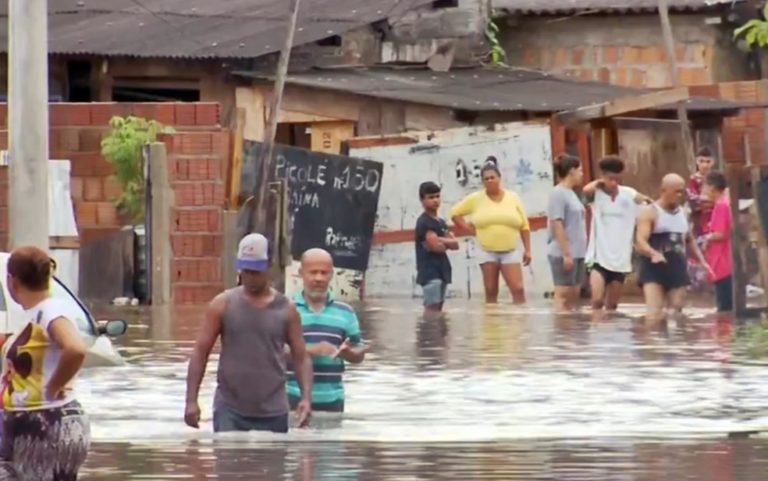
745, 134, 768, 300
726, 164, 747, 314
228, 108, 246, 209
249, 0, 302, 235
657, 0, 696, 174
222, 210, 239, 289
148, 142, 173, 306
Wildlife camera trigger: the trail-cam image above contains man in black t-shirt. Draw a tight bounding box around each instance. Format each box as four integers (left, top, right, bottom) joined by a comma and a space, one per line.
415, 182, 458, 313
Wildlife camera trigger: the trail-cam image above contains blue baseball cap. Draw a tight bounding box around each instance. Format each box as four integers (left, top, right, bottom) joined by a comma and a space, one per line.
236, 233, 269, 272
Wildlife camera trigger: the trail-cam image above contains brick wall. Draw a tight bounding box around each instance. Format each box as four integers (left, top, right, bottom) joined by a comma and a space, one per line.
163, 131, 229, 304
0, 102, 228, 304
503, 14, 748, 88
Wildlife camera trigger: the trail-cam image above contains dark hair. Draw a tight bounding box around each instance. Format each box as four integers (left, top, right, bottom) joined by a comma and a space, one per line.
705, 170, 727, 192
480, 162, 501, 178
598, 155, 625, 174
7, 246, 56, 292
554, 154, 581, 179
418, 181, 441, 199
697, 146, 713, 158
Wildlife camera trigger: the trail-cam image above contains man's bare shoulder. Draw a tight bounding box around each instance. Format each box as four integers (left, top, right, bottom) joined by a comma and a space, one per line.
208, 289, 233, 314
637, 203, 658, 220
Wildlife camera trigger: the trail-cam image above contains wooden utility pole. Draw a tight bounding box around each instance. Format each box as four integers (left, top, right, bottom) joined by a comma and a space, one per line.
8, 0, 49, 250
248, 0, 302, 234
657, 0, 697, 174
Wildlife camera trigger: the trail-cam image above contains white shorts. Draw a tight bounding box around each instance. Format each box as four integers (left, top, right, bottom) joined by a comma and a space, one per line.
476, 247, 523, 265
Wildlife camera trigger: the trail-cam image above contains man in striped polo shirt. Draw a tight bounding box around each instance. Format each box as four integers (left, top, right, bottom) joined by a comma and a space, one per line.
287, 248, 368, 413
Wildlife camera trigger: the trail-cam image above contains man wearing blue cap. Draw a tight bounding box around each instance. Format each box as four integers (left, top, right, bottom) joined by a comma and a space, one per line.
184, 233, 313, 433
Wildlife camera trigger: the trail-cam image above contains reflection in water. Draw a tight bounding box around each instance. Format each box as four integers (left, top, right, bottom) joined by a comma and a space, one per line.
81, 301, 768, 479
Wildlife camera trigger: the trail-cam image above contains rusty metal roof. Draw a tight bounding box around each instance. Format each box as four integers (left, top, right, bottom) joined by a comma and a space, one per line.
492, 0, 742, 14
233, 66, 760, 114
0, 0, 434, 58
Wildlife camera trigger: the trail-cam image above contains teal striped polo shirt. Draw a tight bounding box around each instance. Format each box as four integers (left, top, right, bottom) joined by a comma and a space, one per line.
286, 291, 362, 405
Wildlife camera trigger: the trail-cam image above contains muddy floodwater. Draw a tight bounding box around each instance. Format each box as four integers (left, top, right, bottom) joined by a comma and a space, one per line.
78, 300, 768, 480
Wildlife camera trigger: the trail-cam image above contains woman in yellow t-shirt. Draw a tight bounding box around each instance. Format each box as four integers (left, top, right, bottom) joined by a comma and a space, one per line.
450, 162, 531, 304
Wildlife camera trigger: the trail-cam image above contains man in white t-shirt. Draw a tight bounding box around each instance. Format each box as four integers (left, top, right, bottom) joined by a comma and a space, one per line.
584, 156, 652, 311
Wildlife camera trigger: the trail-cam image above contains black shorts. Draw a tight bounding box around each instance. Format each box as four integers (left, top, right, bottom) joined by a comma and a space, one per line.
589, 263, 627, 285
638, 253, 689, 291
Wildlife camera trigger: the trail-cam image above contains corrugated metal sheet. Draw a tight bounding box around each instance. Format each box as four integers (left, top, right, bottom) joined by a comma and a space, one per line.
233, 66, 760, 113
0, 0, 435, 58
492, 0, 741, 14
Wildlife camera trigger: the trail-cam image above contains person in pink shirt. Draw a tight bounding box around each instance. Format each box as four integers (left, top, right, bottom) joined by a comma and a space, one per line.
702, 171, 733, 313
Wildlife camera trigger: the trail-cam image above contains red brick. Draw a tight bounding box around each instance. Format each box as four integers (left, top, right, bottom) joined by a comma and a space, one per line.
78, 128, 104, 152
83, 177, 104, 201
90, 104, 116, 126
0, 131, 8, 151
630, 69, 647, 87
0, 104, 7, 129
0, 167, 7, 183
174, 208, 221, 232
96, 202, 118, 226
679, 67, 710, 86
175, 104, 196, 126
0, 184, 7, 207
195, 103, 220, 126
601, 46, 619, 64
0, 208, 7, 233
553, 47, 569, 66
59, 128, 80, 152
597, 67, 611, 83
522, 48, 540, 66
69, 153, 114, 177
173, 182, 226, 207
579, 69, 594, 81
80, 226, 121, 245
179, 133, 213, 155
70, 177, 84, 201
639, 46, 663, 64
571, 47, 585, 66
75, 202, 98, 226
155, 103, 176, 125
622, 46, 642, 65
613, 68, 629, 86
171, 234, 223, 257
50, 104, 90, 126
173, 284, 223, 304
173, 258, 221, 283
211, 131, 229, 159
103, 176, 122, 201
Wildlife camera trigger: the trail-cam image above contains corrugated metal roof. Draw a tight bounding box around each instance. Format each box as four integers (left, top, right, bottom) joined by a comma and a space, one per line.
0, 0, 435, 58
492, 0, 742, 15
233, 66, 760, 114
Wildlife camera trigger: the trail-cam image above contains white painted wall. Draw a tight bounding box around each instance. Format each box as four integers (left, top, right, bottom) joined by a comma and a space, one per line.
349, 122, 555, 301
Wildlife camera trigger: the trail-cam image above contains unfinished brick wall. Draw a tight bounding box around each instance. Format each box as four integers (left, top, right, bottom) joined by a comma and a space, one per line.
708, 81, 768, 165
163, 131, 229, 304
503, 14, 746, 88
0, 102, 228, 304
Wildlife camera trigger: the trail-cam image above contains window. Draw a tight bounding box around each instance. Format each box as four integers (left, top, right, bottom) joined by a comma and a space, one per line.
432, 0, 458, 8
316, 35, 342, 47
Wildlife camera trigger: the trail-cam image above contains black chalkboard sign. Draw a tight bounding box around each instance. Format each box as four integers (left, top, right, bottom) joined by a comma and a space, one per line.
240, 141, 383, 271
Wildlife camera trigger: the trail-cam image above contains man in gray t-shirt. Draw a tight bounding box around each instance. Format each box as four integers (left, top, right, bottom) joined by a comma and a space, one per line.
547, 155, 587, 310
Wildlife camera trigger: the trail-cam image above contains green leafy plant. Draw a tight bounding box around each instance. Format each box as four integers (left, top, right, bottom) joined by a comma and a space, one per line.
734, 315, 768, 359
100, 116, 174, 223
485, 15, 507, 66
734, 4, 768, 47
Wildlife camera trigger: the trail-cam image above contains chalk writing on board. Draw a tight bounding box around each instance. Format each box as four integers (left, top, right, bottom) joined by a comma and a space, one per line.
332, 165, 381, 192
275, 155, 328, 186
291, 190, 320, 209
325, 227, 362, 256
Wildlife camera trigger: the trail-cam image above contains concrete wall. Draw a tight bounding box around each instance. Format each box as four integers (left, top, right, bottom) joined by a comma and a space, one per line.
502, 13, 751, 88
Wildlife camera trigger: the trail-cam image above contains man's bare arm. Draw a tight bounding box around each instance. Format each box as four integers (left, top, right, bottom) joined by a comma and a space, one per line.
582, 179, 603, 202
186, 293, 226, 405
635, 205, 658, 258
687, 230, 708, 266
286, 304, 313, 402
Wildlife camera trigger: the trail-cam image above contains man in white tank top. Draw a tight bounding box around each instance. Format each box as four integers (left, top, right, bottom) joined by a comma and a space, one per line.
583, 156, 652, 312
635, 174, 711, 321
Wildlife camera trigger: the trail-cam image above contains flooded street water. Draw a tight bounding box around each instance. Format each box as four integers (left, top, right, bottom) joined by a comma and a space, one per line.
78, 300, 768, 479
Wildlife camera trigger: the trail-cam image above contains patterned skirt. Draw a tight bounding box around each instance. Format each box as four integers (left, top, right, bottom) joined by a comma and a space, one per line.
0, 400, 90, 481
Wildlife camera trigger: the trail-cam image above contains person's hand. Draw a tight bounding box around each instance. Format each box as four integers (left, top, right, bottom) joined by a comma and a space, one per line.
562, 255, 574, 272
650, 251, 666, 264
523, 250, 532, 267
704, 263, 716, 279
184, 401, 201, 429
44, 386, 65, 403
295, 398, 312, 428
333, 339, 352, 360
310, 342, 337, 357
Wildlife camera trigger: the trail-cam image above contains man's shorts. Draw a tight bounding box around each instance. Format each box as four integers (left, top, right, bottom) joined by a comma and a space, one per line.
589, 263, 627, 285
476, 248, 523, 265
548, 256, 586, 287
422, 279, 447, 306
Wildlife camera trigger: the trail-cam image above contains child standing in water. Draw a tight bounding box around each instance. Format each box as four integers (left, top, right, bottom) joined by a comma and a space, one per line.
702, 171, 733, 313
